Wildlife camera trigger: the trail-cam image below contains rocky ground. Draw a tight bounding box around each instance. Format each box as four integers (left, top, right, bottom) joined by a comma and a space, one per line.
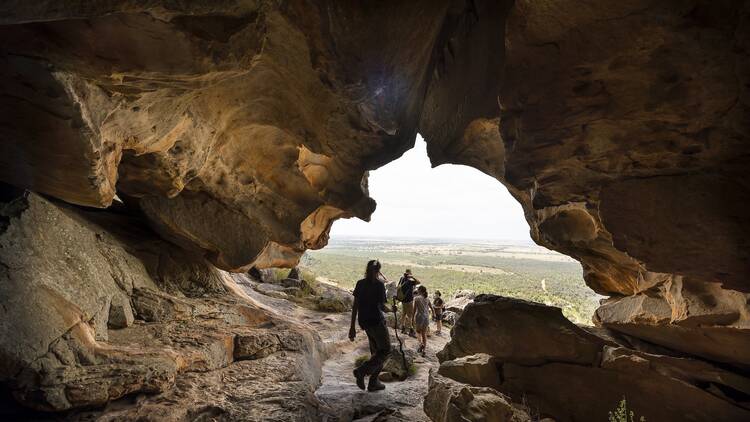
315, 324, 449, 422
243, 276, 452, 422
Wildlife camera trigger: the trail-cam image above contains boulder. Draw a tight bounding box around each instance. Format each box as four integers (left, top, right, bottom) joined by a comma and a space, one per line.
439, 295, 608, 366
595, 276, 750, 367
434, 295, 750, 422
108, 295, 135, 329
378, 346, 416, 382
445, 290, 477, 314
424, 371, 530, 422
438, 354, 501, 390
315, 283, 354, 313
441, 310, 459, 326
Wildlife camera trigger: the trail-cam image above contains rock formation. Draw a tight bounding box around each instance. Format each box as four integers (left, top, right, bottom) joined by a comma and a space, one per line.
0, 192, 325, 419
436, 295, 750, 421
0, 0, 748, 419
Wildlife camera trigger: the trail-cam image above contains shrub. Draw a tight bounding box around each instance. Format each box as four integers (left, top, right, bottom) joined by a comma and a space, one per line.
609, 397, 645, 422
316, 296, 349, 312
354, 354, 369, 367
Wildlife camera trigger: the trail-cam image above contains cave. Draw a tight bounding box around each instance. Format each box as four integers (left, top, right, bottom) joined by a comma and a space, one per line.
0, 1, 748, 421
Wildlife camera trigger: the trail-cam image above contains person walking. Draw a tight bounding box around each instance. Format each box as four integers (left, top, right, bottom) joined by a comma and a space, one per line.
413, 285, 434, 356
397, 269, 420, 337
349, 260, 394, 392
432, 290, 445, 335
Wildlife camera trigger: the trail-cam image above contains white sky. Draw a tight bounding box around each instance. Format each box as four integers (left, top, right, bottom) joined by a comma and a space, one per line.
330, 136, 532, 241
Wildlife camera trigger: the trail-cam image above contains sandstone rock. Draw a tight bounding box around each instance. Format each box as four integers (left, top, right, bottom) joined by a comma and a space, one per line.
438, 354, 501, 390
441, 311, 459, 326
444, 290, 476, 314
595, 276, 750, 367
439, 295, 607, 365
435, 295, 750, 422
0, 192, 325, 414
0, 193, 159, 385
108, 295, 134, 329
131, 288, 197, 323
234, 331, 282, 360
315, 283, 354, 313
424, 371, 530, 422
0, 0, 749, 418
378, 346, 416, 382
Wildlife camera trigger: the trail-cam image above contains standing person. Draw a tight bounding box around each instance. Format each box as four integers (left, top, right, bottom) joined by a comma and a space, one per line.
432, 290, 444, 335
413, 285, 434, 356
349, 260, 394, 392
397, 269, 420, 337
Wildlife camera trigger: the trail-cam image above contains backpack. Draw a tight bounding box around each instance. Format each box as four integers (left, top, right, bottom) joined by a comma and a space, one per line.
396, 276, 410, 302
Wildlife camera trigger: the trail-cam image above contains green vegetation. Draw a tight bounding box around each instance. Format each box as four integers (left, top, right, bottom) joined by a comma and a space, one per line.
609, 398, 646, 422
301, 240, 601, 325
355, 354, 369, 367
354, 354, 416, 376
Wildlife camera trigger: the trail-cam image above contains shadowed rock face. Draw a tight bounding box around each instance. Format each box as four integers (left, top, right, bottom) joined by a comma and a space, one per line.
1, 0, 747, 288
0, 0, 749, 418
436, 295, 750, 422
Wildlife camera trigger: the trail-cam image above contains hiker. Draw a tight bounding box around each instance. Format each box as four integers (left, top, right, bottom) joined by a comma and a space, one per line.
432, 290, 444, 335
396, 269, 420, 337
413, 285, 434, 356
349, 260, 395, 392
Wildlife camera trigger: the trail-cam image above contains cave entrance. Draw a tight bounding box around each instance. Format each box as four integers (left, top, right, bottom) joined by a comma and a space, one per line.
306, 135, 600, 325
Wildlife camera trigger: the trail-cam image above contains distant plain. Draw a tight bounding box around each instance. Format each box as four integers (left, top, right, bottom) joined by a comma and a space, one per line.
302, 236, 602, 325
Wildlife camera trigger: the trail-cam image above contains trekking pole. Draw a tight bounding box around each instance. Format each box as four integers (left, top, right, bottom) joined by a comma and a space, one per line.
391, 297, 409, 381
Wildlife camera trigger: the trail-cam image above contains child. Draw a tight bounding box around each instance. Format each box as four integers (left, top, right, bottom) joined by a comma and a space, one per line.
413, 285, 434, 356
432, 290, 444, 335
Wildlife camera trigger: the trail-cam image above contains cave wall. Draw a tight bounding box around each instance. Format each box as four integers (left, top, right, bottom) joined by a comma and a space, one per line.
0, 0, 453, 271
0, 192, 324, 416
418, 0, 750, 360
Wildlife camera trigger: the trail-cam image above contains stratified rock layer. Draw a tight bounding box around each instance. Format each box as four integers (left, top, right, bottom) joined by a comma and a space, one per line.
437, 295, 750, 422
0, 193, 324, 419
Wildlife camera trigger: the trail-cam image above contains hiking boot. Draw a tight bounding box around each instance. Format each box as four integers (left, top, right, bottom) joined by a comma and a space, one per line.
353, 368, 366, 390
367, 377, 386, 392
408, 329, 416, 338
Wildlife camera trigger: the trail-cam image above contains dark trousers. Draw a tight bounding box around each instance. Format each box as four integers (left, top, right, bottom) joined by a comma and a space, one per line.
357, 321, 391, 378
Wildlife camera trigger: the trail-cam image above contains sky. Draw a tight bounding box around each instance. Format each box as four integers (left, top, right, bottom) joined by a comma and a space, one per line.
330, 135, 533, 241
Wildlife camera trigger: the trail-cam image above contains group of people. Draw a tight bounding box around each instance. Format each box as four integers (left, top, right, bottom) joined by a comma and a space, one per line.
347, 260, 445, 392
396, 269, 444, 354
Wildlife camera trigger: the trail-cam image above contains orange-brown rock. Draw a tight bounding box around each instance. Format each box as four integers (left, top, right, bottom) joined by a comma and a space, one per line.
0, 0, 749, 418
0, 193, 324, 418
438, 295, 750, 422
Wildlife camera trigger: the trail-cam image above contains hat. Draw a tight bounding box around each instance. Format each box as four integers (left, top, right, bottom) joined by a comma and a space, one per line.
405, 269, 412, 275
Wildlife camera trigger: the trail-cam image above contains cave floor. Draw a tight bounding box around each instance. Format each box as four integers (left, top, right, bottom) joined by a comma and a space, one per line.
241, 281, 450, 421
315, 328, 449, 422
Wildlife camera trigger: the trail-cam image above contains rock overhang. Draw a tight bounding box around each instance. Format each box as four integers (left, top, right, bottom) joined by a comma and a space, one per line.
0, 0, 747, 311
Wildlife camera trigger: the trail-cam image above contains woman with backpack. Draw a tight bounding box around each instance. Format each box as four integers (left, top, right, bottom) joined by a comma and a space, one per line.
396, 269, 420, 337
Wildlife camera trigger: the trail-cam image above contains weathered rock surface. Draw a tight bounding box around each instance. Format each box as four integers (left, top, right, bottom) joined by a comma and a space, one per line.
0, 0, 749, 418
424, 372, 530, 422
0, 192, 324, 419
594, 276, 750, 368
378, 346, 417, 383
435, 295, 750, 422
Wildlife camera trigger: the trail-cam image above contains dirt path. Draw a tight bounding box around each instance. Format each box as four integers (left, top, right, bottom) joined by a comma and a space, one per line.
316, 329, 449, 422
239, 279, 449, 421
